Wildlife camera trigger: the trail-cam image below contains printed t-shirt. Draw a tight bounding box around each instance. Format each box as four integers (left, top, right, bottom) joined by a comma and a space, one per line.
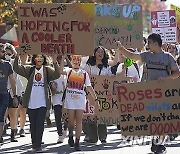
141, 51, 178, 81
64, 69, 91, 110
28, 67, 46, 109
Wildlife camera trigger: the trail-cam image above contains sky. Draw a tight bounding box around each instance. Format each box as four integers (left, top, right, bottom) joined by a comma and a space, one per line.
165, 0, 180, 9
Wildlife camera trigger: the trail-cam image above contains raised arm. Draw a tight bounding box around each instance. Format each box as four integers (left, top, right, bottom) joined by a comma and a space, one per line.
13, 55, 30, 79
47, 54, 61, 81
115, 41, 142, 62
59, 55, 67, 75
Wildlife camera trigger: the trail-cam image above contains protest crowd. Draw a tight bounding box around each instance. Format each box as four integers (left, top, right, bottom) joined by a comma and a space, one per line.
0, 1, 180, 154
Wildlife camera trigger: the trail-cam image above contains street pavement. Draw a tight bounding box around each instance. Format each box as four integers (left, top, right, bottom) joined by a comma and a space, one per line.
0, 112, 180, 154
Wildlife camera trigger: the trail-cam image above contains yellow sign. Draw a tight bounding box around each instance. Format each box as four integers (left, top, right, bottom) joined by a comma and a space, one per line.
171, 4, 180, 42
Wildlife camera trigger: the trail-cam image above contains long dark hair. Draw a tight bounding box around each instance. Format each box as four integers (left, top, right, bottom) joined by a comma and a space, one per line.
31, 54, 47, 66
86, 46, 109, 68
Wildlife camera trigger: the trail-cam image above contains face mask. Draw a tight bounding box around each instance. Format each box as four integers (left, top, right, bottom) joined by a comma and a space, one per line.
5, 54, 12, 61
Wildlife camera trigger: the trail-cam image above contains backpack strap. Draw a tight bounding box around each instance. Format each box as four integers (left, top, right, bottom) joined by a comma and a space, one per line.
62, 69, 72, 102
81, 71, 86, 90
125, 67, 128, 77
142, 53, 171, 81
67, 69, 72, 82
83, 72, 86, 85
133, 63, 140, 78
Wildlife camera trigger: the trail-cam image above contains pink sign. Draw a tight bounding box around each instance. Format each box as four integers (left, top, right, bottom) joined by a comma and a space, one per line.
151, 10, 177, 43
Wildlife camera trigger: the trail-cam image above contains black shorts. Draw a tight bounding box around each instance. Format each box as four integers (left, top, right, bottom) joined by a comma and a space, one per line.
8, 94, 21, 108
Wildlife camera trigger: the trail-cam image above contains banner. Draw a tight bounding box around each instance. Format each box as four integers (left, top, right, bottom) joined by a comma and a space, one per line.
94, 4, 143, 49
63, 75, 128, 125
1, 27, 18, 42
151, 10, 177, 43
171, 4, 180, 42
18, 3, 94, 55
116, 78, 180, 136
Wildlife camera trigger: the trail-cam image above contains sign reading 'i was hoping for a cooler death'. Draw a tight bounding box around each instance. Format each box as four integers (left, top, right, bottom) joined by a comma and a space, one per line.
18, 3, 94, 55
151, 10, 177, 43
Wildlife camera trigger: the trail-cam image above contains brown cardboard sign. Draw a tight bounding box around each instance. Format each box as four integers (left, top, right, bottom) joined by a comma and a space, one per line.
95, 4, 143, 49
116, 78, 180, 136
62, 75, 128, 125
18, 3, 94, 55
171, 4, 180, 42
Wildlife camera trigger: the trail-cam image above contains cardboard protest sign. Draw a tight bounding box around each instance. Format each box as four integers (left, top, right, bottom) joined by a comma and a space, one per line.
95, 4, 143, 49
151, 10, 177, 43
171, 4, 180, 42
18, 3, 94, 55
62, 75, 128, 125
116, 78, 180, 136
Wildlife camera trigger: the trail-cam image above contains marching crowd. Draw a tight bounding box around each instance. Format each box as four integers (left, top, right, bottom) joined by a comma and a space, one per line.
0, 33, 180, 153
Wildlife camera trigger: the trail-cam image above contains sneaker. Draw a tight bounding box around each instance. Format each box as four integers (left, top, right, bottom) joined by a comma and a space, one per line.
10, 130, 18, 142
101, 139, 107, 144
0, 137, 3, 144
74, 143, 81, 151
168, 134, 178, 141
68, 136, 74, 147
88, 140, 97, 145
19, 129, 25, 137
2, 127, 7, 135
35, 147, 43, 153
57, 135, 65, 143
155, 145, 167, 154
84, 136, 89, 142
151, 144, 158, 153
151, 138, 159, 152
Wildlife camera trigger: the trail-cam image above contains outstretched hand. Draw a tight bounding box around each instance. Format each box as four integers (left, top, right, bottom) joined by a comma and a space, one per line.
52, 54, 57, 63
115, 41, 124, 51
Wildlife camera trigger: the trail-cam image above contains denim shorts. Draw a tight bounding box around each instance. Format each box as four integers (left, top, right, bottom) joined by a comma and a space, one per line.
0, 94, 9, 125
8, 93, 21, 108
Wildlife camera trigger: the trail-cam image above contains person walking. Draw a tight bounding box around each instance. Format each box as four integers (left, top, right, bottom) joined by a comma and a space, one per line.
116, 33, 179, 154
60, 55, 98, 151
13, 51, 60, 152
0, 43, 18, 145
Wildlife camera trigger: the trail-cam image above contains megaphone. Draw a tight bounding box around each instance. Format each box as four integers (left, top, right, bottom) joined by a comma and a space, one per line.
124, 58, 133, 67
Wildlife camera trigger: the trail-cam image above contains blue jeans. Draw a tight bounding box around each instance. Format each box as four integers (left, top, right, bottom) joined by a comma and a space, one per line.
0, 94, 9, 125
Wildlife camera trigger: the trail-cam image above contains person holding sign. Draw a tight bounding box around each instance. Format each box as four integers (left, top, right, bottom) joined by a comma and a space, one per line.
3, 43, 22, 142
115, 33, 179, 154
83, 46, 112, 144
13, 51, 60, 153
60, 55, 98, 151
0, 43, 18, 146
